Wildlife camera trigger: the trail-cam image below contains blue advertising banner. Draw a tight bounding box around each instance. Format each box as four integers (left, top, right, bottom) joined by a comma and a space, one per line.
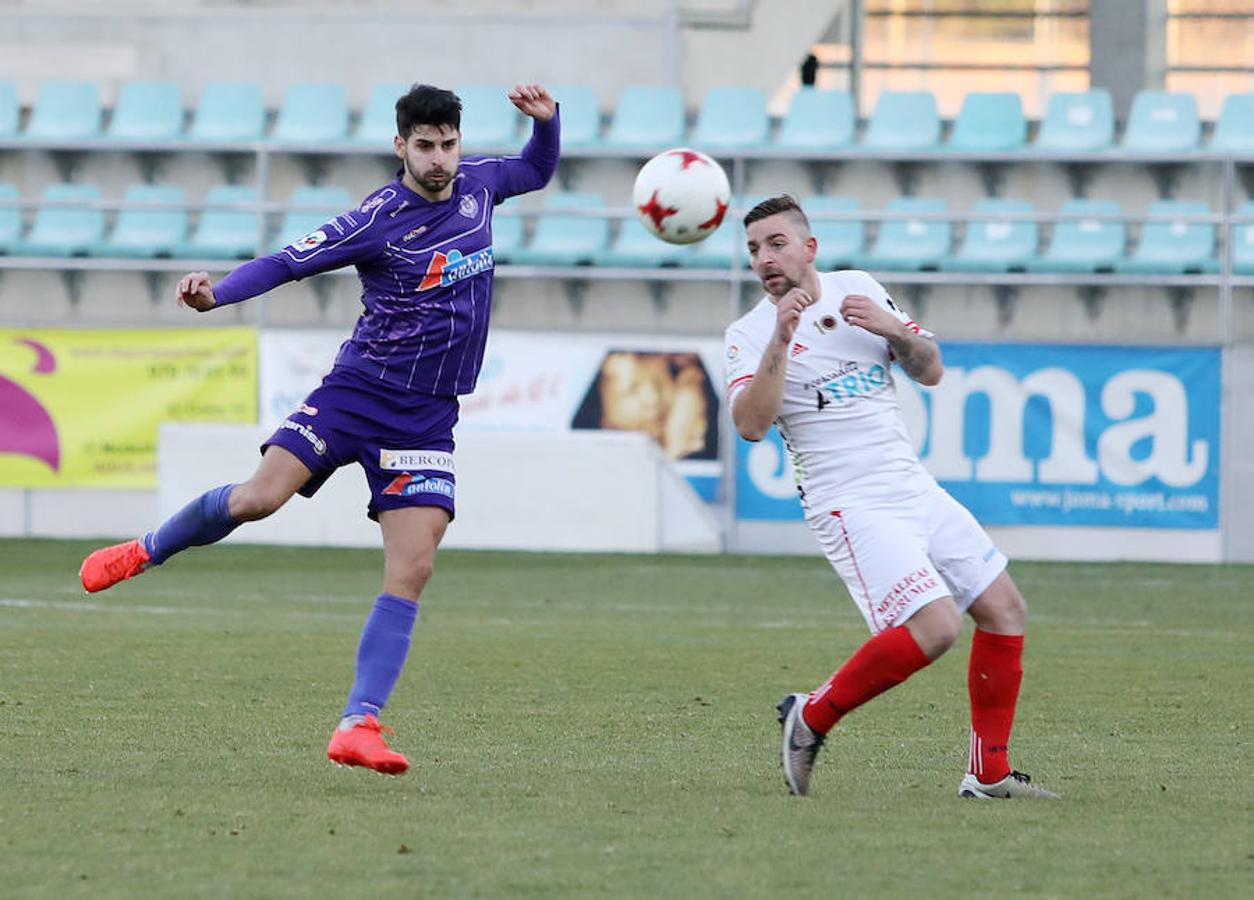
735, 343, 1220, 529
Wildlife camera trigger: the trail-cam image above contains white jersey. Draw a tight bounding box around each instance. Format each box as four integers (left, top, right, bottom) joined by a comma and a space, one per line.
725, 270, 937, 514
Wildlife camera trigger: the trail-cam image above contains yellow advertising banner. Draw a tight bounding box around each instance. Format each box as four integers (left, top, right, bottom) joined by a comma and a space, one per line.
0, 328, 257, 488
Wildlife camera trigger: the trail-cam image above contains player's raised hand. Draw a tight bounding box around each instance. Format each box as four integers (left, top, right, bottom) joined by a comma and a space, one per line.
508, 84, 556, 122
177, 271, 217, 312
840, 294, 899, 337
774, 287, 815, 344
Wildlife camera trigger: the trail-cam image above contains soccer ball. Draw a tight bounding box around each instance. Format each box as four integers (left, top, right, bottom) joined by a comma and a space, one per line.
633, 148, 731, 245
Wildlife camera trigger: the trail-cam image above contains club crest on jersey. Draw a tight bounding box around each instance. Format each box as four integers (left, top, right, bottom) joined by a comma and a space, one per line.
814, 313, 839, 334
458, 194, 479, 219
418, 247, 495, 291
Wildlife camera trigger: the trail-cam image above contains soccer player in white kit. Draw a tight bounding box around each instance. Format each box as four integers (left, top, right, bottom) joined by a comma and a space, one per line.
726, 196, 1059, 800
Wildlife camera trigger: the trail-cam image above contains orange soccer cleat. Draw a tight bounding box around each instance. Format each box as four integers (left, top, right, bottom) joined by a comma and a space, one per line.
326, 715, 410, 775
79, 539, 151, 593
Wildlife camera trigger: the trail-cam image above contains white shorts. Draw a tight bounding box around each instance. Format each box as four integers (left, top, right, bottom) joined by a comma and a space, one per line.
807, 487, 1008, 634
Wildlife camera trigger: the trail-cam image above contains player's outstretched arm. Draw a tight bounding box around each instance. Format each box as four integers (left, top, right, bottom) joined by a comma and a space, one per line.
177, 271, 217, 312
733, 287, 814, 441
508, 84, 556, 122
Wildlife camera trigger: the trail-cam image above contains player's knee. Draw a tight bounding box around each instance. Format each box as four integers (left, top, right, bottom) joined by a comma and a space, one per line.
906, 598, 963, 659
971, 575, 1028, 633
228, 482, 288, 521
390, 557, 434, 598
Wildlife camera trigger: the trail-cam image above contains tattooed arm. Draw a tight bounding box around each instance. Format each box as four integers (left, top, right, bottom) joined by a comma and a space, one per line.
840, 293, 944, 386
732, 287, 815, 441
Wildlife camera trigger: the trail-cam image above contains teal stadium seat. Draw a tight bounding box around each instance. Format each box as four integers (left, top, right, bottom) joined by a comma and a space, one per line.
862, 91, 941, 151
16, 183, 105, 256
678, 196, 755, 269
511, 192, 608, 266
806, 196, 863, 270
490, 199, 525, 263
352, 83, 408, 146
775, 89, 855, 151
947, 92, 1026, 152
0, 82, 17, 139
273, 84, 349, 145
272, 186, 353, 253
1210, 94, 1254, 153
596, 216, 691, 267
1231, 201, 1254, 274
856, 197, 950, 271
692, 87, 769, 149
1034, 90, 1114, 152
1116, 200, 1214, 274
1027, 199, 1124, 273
23, 81, 101, 141
604, 85, 685, 150
1122, 91, 1200, 152
0, 184, 19, 253
455, 85, 520, 150
106, 81, 183, 142
103, 184, 187, 258
549, 85, 601, 148
189, 83, 266, 143
183, 185, 261, 259
942, 199, 1038, 272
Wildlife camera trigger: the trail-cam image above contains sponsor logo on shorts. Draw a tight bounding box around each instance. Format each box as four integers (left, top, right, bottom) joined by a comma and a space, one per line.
381, 473, 456, 499
983, 546, 998, 562
378, 449, 454, 474
875, 567, 940, 623
281, 419, 326, 455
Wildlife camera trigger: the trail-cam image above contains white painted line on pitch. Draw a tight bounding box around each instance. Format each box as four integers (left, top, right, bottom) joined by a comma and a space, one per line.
0, 597, 225, 616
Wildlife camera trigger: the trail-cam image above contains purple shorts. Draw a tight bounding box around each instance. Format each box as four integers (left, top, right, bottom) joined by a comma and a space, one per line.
262, 366, 459, 521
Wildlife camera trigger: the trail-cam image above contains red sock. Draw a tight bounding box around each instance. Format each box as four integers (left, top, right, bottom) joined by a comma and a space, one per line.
802, 625, 931, 734
967, 628, 1024, 784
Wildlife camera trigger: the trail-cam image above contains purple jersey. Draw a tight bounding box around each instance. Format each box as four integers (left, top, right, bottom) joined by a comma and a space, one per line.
216, 113, 559, 396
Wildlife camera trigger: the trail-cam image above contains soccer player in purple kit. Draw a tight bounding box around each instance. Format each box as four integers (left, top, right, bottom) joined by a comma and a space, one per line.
79, 83, 560, 774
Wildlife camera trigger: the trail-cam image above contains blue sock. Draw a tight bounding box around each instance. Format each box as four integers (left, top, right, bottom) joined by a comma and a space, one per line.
342, 593, 419, 719
143, 484, 239, 565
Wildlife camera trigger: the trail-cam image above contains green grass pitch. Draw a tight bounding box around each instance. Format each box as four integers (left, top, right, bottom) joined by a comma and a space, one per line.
1, 538, 1251, 898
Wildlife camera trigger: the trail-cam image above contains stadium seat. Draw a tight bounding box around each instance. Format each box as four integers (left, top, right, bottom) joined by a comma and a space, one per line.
102, 184, 187, 257
946, 92, 1026, 152
691, 87, 769, 149
183, 185, 261, 259
511, 192, 608, 266
1116, 200, 1214, 274
0, 82, 17, 139
188, 83, 267, 143
679, 198, 755, 269
1230, 201, 1254, 274
862, 91, 941, 151
14, 183, 105, 256
806, 196, 864, 270
942, 199, 1038, 272
351, 83, 408, 146
1027, 199, 1125, 273
1210, 93, 1254, 153
604, 85, 685, 149
856, 198, 950, 271
271, 186, 353, 252
272, 84, 349, 145
455, 85, 520, 150
1033, 90, 1114, 152
23, 81, 102, 141
596, 216, 691, 267
0, 184, 19, 253
105, 81, 184, 142
1122, 91, 1200, 152
490, 199, 525, 263
775, 89, 855, 151
549, 85, 601, 148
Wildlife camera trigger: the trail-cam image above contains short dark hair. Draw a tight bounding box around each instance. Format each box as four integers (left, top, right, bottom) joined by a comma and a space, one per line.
744, 194, 811, 234
395, 84, 462, 138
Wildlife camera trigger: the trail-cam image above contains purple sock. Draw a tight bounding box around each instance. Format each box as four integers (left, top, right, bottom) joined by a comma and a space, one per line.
343, 593, 419, 719
143, 484, 239, 565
